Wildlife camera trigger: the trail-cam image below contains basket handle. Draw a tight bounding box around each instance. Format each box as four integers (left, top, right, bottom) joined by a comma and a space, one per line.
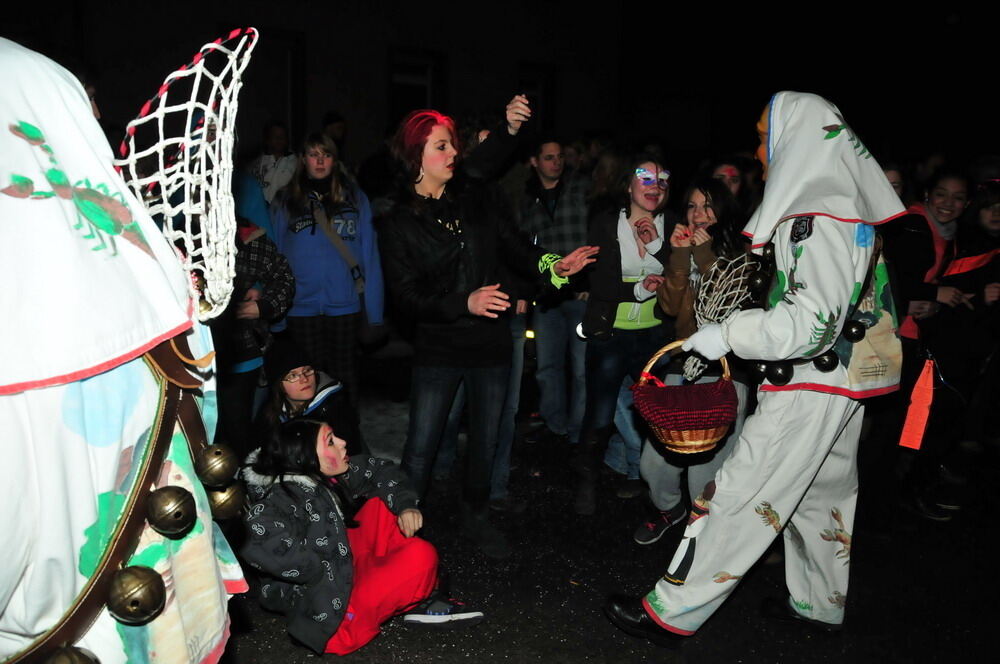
636, 338, 731, 386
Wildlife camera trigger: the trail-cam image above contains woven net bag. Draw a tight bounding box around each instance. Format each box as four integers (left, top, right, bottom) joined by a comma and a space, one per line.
114, 28, 259, 321
632, 339, 738, 454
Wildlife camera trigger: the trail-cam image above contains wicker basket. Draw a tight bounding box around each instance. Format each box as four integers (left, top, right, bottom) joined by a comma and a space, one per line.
632, 339, 737, 454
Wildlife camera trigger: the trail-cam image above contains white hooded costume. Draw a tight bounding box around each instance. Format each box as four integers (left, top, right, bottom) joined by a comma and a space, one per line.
0, 38, 244, 663
644, 91, 904, 632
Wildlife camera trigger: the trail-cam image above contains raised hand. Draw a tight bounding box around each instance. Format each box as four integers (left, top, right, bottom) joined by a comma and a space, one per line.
505, 94, 532, 135
554, 246, 600, 276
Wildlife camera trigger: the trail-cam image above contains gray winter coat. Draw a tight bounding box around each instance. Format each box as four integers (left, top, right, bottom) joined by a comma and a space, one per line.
241, 452, 419, 653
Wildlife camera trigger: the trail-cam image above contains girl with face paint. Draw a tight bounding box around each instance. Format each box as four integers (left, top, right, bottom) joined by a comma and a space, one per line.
573, 154, 676, 515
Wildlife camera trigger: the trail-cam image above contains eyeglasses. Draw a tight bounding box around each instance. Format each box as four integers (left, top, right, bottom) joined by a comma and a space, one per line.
635, 168, 670, 189
283, 367, 315, 383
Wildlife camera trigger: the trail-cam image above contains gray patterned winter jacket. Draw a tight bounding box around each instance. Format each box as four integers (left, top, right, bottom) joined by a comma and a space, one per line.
241, 452, 418, 653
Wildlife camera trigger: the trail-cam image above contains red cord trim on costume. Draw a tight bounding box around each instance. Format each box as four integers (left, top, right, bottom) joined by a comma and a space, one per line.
641, 597, 695, 635
759, 382, 899, 399
225, 578, 250, 594
748, 210, 908, 248
942, 248, 1000, 277
0, 320, 193, 395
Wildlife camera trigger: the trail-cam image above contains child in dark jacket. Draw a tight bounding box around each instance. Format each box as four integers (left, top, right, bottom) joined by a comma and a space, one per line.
242, 419, 482, 655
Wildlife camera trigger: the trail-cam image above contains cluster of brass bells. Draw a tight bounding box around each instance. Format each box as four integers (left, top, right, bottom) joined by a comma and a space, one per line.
107, 566, 166, 626
44, 646, 100, 664
196, 444, 245, 520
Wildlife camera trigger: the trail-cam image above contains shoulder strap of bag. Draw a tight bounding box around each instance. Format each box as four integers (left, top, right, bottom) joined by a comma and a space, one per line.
311, 198, 365, 296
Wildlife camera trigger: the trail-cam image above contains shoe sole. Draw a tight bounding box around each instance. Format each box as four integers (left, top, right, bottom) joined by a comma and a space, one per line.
603, 606, 680, 649
404, 613, 485, 628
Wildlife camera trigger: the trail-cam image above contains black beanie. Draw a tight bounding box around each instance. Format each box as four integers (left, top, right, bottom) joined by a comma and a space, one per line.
264, 337, 311, 386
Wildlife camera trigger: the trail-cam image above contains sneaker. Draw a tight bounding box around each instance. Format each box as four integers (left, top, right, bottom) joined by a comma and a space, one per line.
403, 595, 484, 628
633, 505, 687, 545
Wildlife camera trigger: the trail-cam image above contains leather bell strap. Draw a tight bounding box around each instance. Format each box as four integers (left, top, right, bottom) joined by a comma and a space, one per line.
9, 349, 186, 662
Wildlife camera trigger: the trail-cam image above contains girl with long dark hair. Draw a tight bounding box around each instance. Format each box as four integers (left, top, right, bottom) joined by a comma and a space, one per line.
242, 419, 482, 656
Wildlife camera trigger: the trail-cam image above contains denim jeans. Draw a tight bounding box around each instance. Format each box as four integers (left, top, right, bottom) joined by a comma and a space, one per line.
402, 363, 510, 504
604, 376, 643, 480
433, 313, 527, 500
532, 298, 587, 443
582, 324, 670, 436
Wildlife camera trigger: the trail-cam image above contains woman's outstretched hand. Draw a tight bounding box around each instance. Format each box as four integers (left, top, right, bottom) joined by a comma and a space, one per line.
398, 508, 423, 537
554, 246, 600, 276
506, 94, 532, 135
468, 283, 511, 318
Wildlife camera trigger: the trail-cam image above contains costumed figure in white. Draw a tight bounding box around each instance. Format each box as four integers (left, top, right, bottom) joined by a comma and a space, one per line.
605, 91, 905, 644
0, 29, 257, 664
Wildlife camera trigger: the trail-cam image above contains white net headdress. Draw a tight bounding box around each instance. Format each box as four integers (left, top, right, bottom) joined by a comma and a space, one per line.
684, 252, 758, 381
114, 27, 259, 321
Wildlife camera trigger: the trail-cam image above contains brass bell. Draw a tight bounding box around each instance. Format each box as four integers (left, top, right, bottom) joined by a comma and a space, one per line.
147, 486, 196, 538
207, 482, 245, 520
107, 566, 165, 625
45, 646, 100, 664
195, 444, 240, 488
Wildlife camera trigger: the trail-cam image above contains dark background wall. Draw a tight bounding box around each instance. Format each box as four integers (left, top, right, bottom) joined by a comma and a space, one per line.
4, 2, 997, 178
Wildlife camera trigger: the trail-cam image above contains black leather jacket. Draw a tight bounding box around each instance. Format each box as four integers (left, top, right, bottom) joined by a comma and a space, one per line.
378, 130, 556, 366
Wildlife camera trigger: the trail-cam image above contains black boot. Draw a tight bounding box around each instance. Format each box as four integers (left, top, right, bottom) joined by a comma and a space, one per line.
573, 426, 612, 516
460, 501, 511, 560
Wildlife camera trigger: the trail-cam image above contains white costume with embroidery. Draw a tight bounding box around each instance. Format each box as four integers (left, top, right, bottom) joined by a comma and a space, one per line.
644, 91, 904, 632
0, 38, 245, 663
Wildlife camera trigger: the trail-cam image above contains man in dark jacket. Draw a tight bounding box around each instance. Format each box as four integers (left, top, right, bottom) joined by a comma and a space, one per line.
519, 138, 591, 447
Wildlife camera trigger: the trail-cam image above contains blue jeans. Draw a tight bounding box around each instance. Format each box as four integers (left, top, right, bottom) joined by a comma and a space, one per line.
582, 324, 670, 436
403, 363, 510, 504
532, 298, 587, 443
433, 313, 527, 500
604, 376, 642, 480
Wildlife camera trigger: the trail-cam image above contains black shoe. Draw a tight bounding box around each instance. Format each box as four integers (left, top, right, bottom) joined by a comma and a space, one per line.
489, 495, 527, 514
760, 597, 842, 634
615, 478, 644, 499
574, 474, 597, 515
524, 427, 568, 446
460, 505, 512, 560
603, 595, 683, 648
900, 491, 953, 522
